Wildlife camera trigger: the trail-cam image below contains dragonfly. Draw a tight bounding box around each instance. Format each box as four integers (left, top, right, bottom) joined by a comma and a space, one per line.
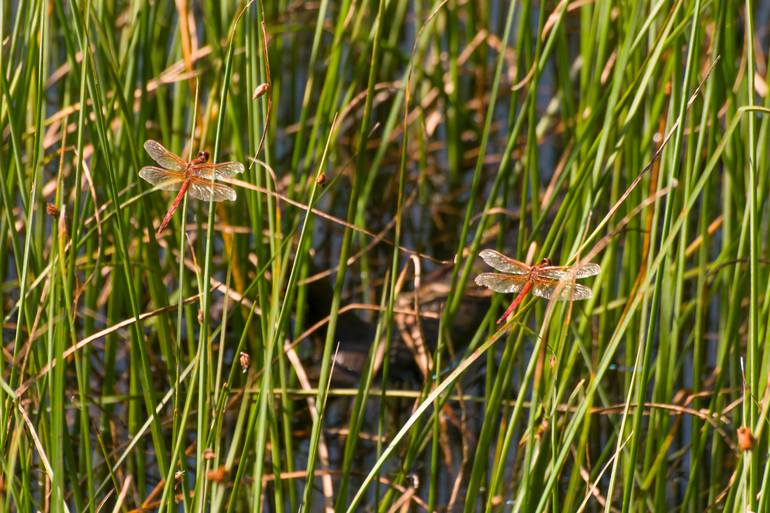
475, 249, 600, 324
139, 139, 245, 235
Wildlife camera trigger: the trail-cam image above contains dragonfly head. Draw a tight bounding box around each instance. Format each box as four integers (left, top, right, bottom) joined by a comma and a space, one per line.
197, 150, 210, 163
539, 257, 553, 266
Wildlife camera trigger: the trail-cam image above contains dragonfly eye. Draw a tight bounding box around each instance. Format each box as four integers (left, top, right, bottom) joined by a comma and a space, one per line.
198, 150, 210, 162
541, 257, 553, 266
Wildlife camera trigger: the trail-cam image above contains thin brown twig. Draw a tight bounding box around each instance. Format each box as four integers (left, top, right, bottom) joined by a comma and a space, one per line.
15, 292, 208, 396
226, 176, 450, 265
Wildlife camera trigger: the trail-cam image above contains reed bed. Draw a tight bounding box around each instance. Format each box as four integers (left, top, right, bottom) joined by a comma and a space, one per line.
2, 1, 770, 512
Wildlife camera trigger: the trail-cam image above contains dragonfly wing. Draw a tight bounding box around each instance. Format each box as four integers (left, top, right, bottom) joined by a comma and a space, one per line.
532, 280, 593, 301
474, 273, 526, 294
138, 166, 185, 191
539, 263, 601, 280
575, 263, 601, 278
192, 161, 245, 179
144, 140, 186, 170
187, 177, 237, 202
478, 249, 529, 275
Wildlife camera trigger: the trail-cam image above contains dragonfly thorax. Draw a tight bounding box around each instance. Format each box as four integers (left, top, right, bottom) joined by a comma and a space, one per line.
530, 257, 553, 279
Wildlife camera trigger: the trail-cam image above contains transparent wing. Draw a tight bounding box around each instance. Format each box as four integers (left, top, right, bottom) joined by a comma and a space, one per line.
191, 161, 245, 179
187, 177, 237, 202
474, 272, 527, 294
138, 166, 185, 191
144, 139, 186, 170
538, 263, 601, 280
478, 249, 529, 275
532, 280, 593, 301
